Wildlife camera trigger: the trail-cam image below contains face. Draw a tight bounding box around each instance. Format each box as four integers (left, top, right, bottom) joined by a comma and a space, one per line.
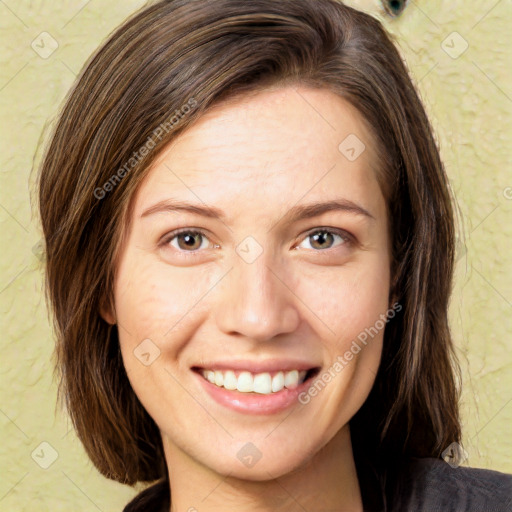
107, 85, 391, 480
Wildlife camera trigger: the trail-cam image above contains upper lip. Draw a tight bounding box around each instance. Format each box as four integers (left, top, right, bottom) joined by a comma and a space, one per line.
192, 359, 320, 374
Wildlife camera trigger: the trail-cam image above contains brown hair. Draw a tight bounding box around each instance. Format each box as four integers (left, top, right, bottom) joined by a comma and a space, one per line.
37, 0, 461, 502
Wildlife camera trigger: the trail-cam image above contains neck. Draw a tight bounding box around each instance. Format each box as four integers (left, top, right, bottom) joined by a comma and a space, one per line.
163, 425, 363, 512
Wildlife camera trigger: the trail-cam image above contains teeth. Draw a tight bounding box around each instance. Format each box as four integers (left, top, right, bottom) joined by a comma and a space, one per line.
271, 371, 284, 392
201, 369, 308, 394
284, 369, 299, 389
214, 371, 224, 387
253, 373, 272, 394
223, 370, 238, 390
237, 371, 253, 392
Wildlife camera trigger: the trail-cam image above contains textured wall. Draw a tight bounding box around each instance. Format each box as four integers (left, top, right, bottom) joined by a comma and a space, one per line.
0, 0, 510, 510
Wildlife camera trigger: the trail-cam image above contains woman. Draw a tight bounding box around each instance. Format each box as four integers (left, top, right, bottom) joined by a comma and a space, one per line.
37, 0, 512, 510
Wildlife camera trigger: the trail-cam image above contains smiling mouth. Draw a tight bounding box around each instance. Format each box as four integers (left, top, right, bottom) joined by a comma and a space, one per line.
192, 367, 320, 395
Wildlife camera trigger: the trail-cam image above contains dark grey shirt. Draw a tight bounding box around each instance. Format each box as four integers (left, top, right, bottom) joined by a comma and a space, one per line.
395, 457, 512, 511
123, 457, 512, 511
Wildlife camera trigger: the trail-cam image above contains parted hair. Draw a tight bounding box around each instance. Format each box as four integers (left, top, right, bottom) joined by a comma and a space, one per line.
37, 0, 461, 499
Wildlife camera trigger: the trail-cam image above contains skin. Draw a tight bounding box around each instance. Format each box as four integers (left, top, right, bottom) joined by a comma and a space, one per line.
103, 85, 392, 511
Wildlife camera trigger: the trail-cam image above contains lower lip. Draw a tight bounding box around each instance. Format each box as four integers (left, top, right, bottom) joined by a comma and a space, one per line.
194, 371, 315, 415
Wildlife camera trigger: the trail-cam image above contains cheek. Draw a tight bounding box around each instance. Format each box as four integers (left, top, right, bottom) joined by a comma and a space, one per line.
114, 253, 208, 344
113, 252, 219, 402
293, 259, 389, 434
293, 252, 390, 418
112, 256, 195, 415
296, 254, 391, 345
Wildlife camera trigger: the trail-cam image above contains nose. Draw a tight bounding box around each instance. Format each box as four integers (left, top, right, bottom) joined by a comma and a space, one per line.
214, 252, 300, 342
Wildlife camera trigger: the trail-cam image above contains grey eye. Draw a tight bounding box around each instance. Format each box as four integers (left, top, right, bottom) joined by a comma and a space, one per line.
297, 229, 350, 251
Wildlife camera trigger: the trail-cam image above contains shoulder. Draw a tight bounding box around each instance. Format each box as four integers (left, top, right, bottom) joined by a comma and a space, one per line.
395, 457, 512, 512
122, 478, 169, 512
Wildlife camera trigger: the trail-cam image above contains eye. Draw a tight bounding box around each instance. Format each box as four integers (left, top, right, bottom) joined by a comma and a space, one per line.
160, 227, 353, 256
160, 228, 216, 254
296, 228, 352, 251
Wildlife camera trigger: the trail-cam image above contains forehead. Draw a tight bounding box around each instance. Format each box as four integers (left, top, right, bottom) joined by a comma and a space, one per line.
131, 85, 383, 220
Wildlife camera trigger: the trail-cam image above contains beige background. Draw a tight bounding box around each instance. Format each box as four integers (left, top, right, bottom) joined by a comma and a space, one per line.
1, 0, 511, 510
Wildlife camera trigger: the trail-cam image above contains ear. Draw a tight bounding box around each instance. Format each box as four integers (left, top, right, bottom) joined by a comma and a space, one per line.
99, 294, 116, 325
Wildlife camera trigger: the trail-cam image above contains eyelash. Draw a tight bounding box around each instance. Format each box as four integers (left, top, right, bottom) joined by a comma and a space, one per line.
159, 227, 354, 257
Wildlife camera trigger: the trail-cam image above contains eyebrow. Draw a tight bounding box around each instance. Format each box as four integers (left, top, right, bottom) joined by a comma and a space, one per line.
140, 198, 375, 223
